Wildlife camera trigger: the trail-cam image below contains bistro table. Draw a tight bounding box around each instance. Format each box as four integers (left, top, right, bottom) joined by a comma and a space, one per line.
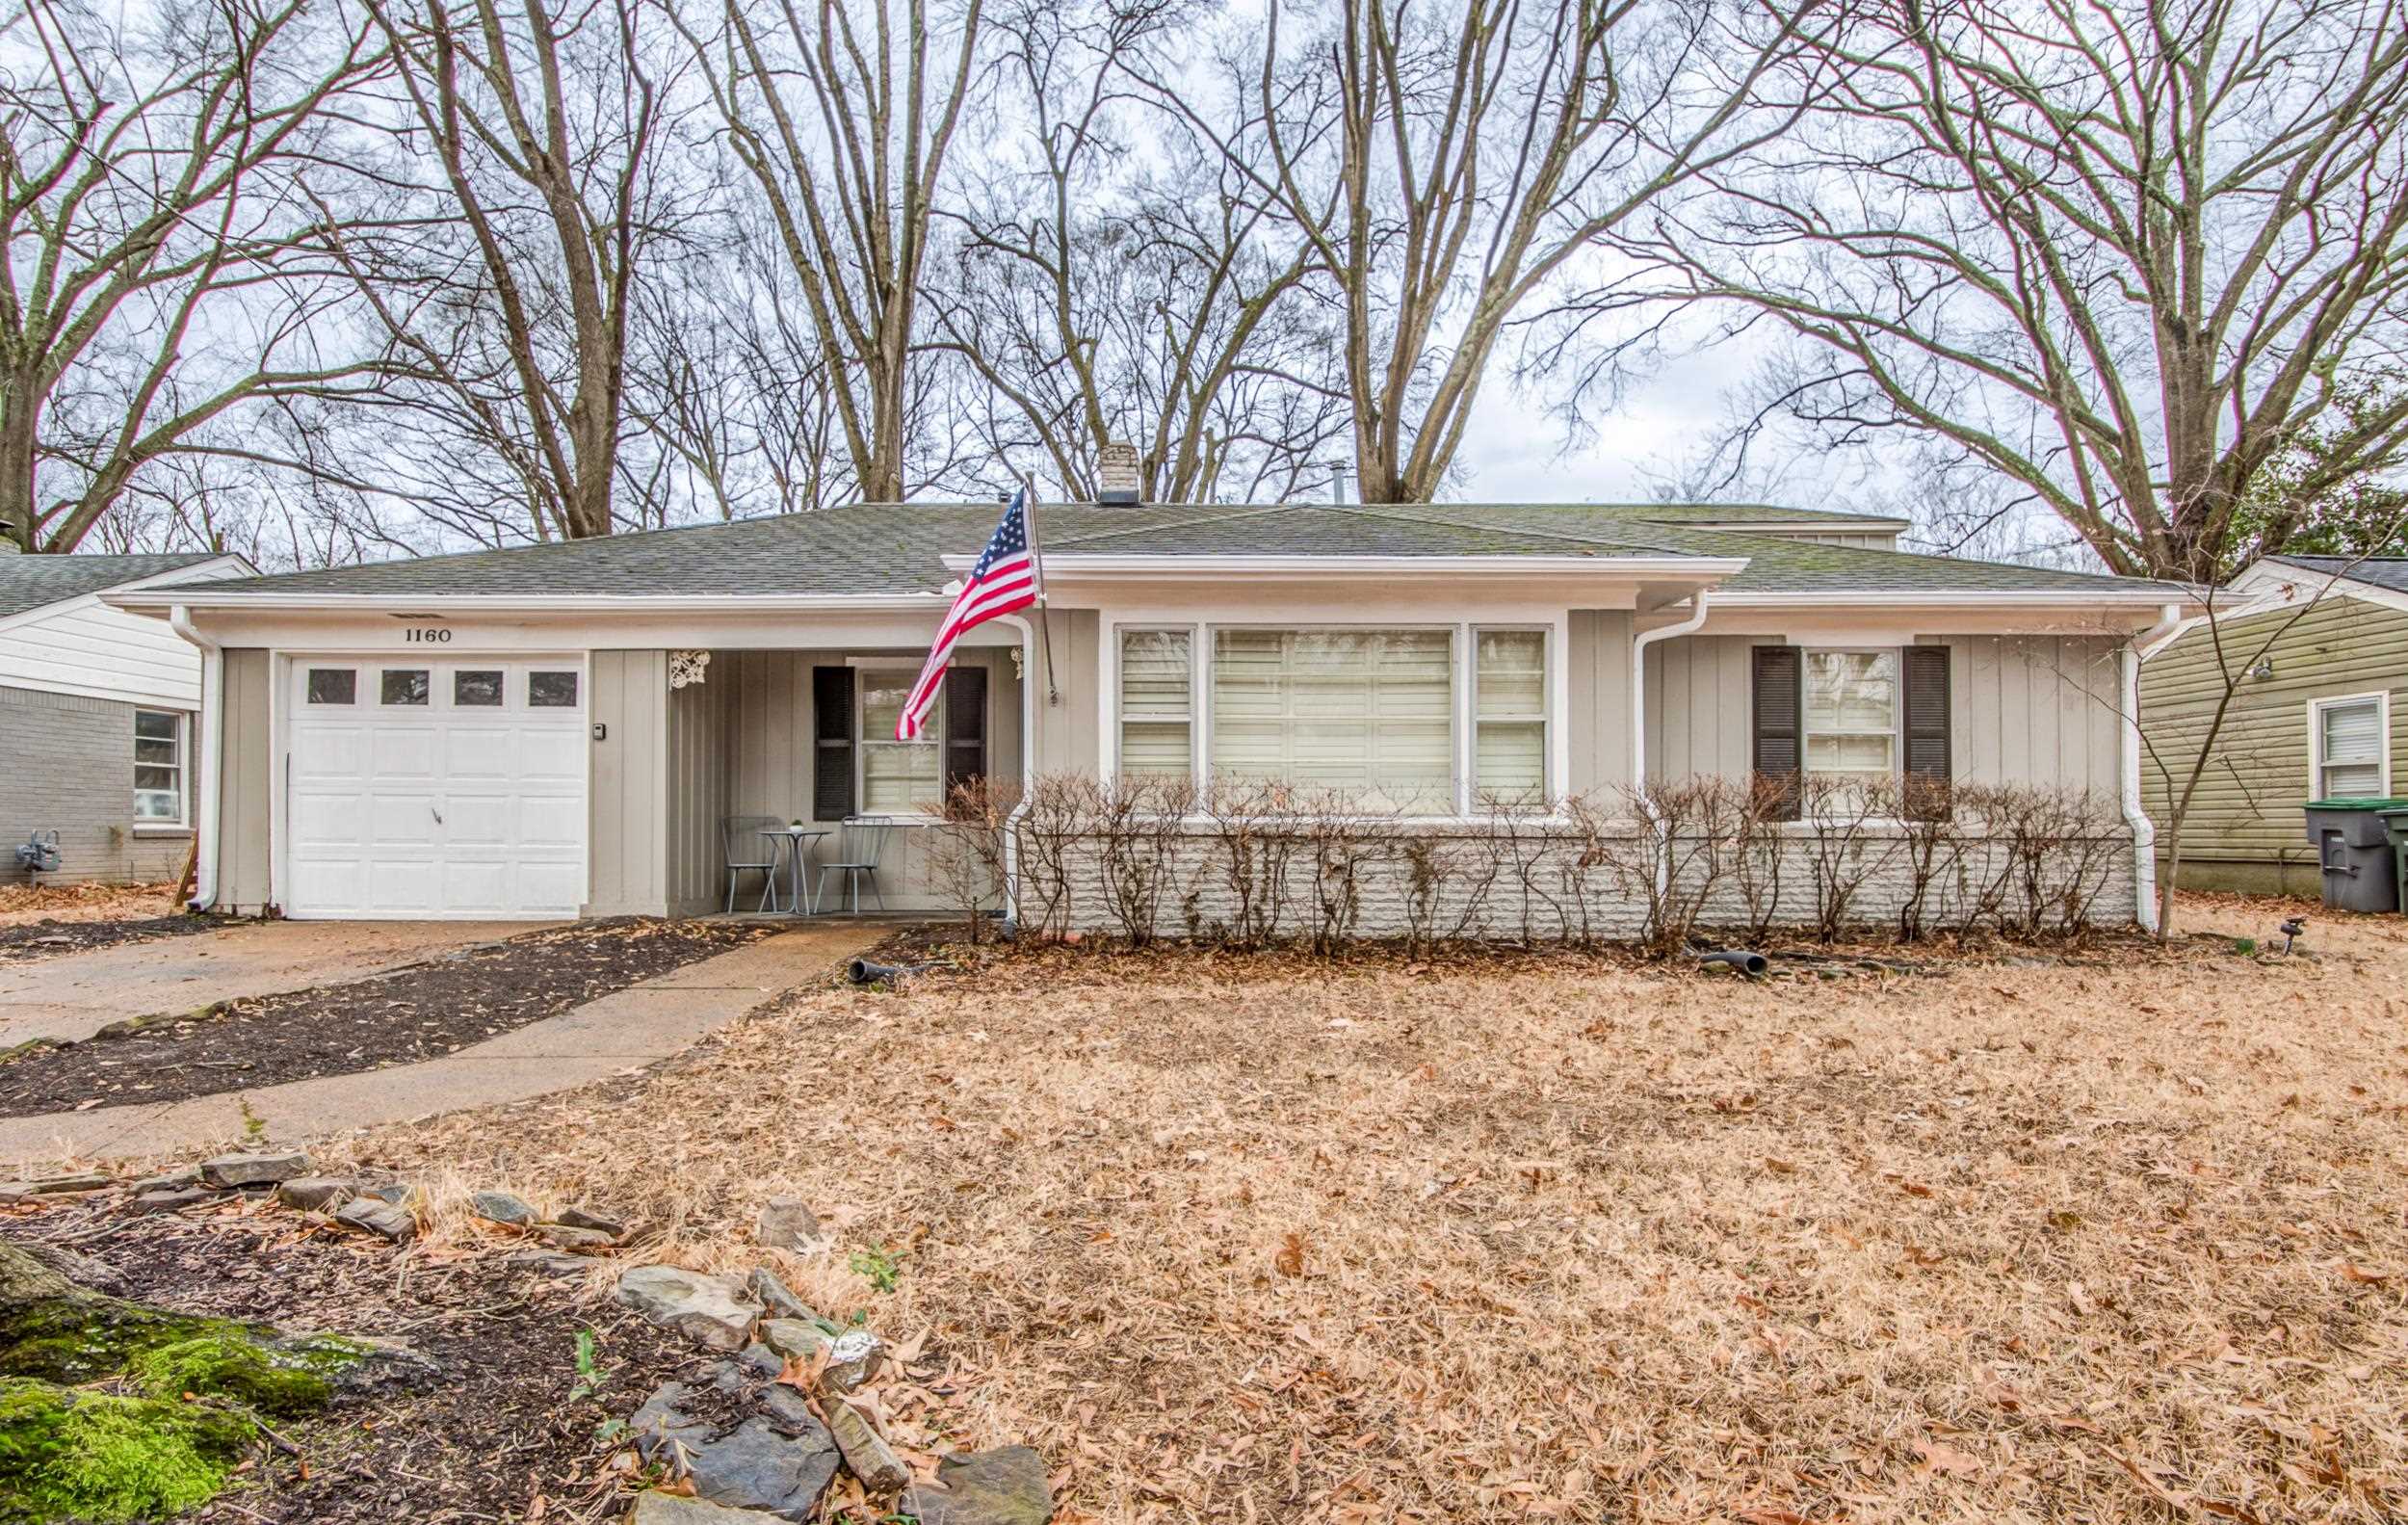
757, 826, 834, 915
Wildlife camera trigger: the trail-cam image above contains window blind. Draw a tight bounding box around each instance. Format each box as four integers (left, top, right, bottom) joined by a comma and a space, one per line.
1119, 630, 1192, 777
860, 671, 941, 811
1804, 650, 1898, 779
1475, 630, 1545, 803
2319, 699, 2385, 797
1211, 629, 1453, 809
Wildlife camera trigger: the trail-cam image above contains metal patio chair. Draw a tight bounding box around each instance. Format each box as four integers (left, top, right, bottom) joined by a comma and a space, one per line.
816, 815, 895, 915
721, 815, 785, 913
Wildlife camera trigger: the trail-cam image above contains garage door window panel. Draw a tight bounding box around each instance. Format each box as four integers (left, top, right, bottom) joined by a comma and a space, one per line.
529, 670, 580, 708
306, 669, 356, 705
454, 670, 506, 707
381, 669, 431, 706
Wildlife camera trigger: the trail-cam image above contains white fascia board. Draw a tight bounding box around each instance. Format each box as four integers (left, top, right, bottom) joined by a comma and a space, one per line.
104, 591, 950, 616
999, 553, 1753, 580
1711, 588, 2194, 609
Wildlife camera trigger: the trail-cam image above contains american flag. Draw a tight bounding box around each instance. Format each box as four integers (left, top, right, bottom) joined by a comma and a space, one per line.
898, 488, 1038, 740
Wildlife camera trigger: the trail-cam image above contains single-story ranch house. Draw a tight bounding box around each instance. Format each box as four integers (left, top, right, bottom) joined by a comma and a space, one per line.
106, 500, 2191, 933
3, 550, 254, 884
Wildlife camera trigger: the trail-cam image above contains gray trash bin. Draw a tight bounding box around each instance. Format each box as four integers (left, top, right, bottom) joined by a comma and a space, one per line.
2303, 798, 2408, 913
2383, 811, 2408, 915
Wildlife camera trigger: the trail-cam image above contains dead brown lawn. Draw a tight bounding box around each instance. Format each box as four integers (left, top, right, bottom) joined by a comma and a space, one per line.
0, 880, 177, 926
340, 899, 2408, 1524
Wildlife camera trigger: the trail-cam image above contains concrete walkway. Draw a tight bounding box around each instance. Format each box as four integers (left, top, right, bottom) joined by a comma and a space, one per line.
0, 919, 551, 1049
0, 921, 889, 1168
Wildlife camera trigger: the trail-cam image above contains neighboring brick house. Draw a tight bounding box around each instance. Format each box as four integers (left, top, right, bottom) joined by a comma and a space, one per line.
0, 550, 254, 887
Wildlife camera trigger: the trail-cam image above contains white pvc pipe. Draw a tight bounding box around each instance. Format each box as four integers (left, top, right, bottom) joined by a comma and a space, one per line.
168, 604, 222, 913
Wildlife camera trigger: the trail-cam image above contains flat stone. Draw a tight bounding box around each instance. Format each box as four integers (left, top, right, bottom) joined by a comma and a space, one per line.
898, 1446, 1054, 1525
617, 1265, 763, 1353
199, 1151, 310, 1189
629, 1495, 788, 1524
354, 1179, 411, 1205
5, 1170, 111, 1196
556, 1204, 627, 1237
759, 1320, 880, 1393
126, 1165, 202, 1194
275, 1176, 356, 1212
755, 1197, 823, 1250
630, 1381, 840, 1521
331, 1197, 417, 1243
825, 1398, 911, 1492
746, 1268, 820, 1323
471, 1189, 538, 1226
125, 1187, 214, 1215
510, 1251, 595, 1276
15, 1241, 131, 1298
533, 1223, 619, 1251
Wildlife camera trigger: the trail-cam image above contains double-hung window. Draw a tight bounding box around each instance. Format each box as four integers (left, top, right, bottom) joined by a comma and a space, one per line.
2312, 693, 2390, 799
133, 710, 186, 827
1474, 629, 1547, 804
1801, 649, 1899, 783
857, 670, 943, 812
1118, 630, 1194, 778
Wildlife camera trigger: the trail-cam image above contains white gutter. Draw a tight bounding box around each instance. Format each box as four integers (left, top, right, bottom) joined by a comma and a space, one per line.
168, 604, 222, 913
2122, 600, 2186, 933
105, 591, 953, 615
1630, 592, 1713, 894
993, 553, 1753, 580
1711, 589, 2185, 608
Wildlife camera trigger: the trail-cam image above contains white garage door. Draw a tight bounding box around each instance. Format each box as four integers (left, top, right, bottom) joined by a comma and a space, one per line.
286, 657, 587, 918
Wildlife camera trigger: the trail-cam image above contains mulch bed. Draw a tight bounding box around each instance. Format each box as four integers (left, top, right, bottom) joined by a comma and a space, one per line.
0, 918, 772, 1117
4, 1196, 688, 1524
0, 912, 219, 967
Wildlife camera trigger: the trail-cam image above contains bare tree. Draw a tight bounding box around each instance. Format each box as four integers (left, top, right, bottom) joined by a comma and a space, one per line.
0, 0, 397, 553
667, 0, 986, 504
927, 0, 1346, 504
1145, 0, 1815, 504
334, 0, 671, 541
1594, 0, 2408, 581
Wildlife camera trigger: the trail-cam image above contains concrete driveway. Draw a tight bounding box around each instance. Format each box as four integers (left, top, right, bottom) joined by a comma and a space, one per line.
0, 920, 555, 1049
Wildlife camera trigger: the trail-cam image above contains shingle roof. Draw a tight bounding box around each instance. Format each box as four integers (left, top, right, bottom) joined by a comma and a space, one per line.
0, 553, 222, 621
153, 501, 2165, 600
2269, 555, 2408, 597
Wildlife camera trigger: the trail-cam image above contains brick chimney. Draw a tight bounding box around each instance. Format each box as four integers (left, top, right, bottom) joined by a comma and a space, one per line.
1096, 441, 1142, 505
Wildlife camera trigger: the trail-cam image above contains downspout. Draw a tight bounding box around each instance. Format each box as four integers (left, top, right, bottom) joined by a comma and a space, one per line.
1631, 592, 1713, 895
2123, 601, 2185, 933
168, 604, 221, 913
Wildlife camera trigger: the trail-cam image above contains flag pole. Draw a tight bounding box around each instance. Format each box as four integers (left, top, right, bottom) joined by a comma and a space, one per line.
1022, 473, 1060, 706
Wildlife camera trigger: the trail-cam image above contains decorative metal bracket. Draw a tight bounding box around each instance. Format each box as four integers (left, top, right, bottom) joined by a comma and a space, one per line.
668, 649, 712, 689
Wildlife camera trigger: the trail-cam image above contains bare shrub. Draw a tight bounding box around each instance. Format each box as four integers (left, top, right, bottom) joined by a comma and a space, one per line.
1988, 784, 2125, 938
1296, 790, 1394, 956
1009, 774, 1088, 939
1796, 776, 1901, 943
1089, 773, 1198, 948
1199, 778, 1304, 948
1729, 775, 1793, 943
1891, 775, 1968, 943
1396, 833, 1497, 955
1483, 792, 1571, 947
1603, 776, 1737, 956
932, 776, 1020, 942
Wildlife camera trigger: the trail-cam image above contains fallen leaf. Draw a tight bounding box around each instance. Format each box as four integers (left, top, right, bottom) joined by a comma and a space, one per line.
1274, 1232, 1306, 1278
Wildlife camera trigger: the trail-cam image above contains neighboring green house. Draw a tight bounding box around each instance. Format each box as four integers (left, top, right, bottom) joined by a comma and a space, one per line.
2141, 557, 2408, 895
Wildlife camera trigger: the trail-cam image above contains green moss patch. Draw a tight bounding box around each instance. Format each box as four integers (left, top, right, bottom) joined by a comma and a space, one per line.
0, 1300, 266, 1387
0, 1378, 249, 1523
130, 1332, 377, 1416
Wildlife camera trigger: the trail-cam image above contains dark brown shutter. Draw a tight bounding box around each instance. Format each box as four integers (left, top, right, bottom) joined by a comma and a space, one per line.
1752, 644, 1803, 821
1901, 644, 1952, 817
812, 665, 855, 820
943, 664, 988, 799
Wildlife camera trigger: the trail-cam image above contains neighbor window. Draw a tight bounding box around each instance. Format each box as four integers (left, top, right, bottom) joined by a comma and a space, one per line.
133, 710, 184, 826
858, 671, 942, 812
1802, 649, 1898, 782
1118, 630, 1192, 778
1211, 629, 1453, 811
1474, 629, 1547, 805
2313, 694, 2389, 798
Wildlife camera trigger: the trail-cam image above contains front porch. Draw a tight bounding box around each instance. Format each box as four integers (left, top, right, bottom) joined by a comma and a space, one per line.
590, 641, 1026, 918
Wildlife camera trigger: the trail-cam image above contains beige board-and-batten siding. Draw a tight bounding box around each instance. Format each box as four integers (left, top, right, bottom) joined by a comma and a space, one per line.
2141, 595, 2408, 894
211, 648, 273, 913
1644, 633, 2127, 794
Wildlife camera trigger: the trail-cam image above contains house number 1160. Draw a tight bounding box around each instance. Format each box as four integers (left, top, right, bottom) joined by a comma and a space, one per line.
403, 627, 452, 644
